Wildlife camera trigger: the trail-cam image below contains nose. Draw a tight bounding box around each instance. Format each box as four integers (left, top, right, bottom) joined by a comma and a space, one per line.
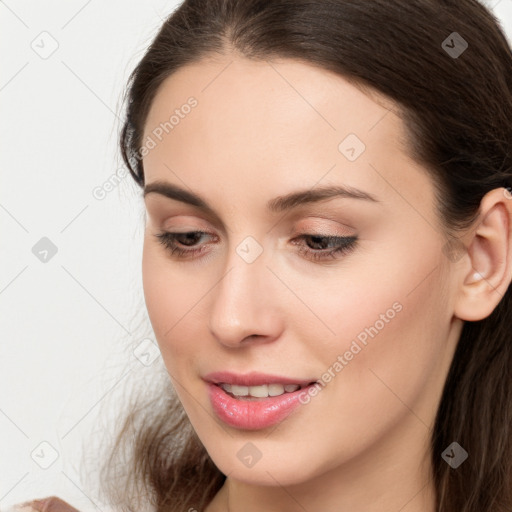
207, 241, 284, 349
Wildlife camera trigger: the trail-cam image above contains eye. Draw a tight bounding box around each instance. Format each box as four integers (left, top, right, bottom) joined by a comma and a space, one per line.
153, 231, 358, 262
291, 234, 358, 261
154, 230, 216, 258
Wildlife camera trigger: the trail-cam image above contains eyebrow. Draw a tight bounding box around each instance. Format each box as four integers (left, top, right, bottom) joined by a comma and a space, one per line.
143, 180, 379, 217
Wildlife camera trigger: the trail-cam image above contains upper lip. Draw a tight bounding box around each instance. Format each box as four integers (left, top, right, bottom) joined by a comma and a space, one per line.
203, 371, 318, 387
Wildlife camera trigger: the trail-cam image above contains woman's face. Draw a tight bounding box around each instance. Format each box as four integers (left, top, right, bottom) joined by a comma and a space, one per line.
141, 55, 461, 489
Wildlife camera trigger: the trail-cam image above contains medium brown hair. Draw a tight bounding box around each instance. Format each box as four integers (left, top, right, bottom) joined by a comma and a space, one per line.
94, 1, 512, 510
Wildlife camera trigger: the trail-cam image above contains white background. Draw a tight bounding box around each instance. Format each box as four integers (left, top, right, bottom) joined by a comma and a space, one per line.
1, 0, 511, 510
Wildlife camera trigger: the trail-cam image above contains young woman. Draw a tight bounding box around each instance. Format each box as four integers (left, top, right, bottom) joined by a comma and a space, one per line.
19, 0, 512, 511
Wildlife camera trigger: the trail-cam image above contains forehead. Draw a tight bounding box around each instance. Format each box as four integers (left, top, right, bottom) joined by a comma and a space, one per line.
144, 54, 404, 141
142, 54, 429, 212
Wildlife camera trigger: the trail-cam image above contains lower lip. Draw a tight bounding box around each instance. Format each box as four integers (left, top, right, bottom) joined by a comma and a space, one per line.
207, 382, 316, 430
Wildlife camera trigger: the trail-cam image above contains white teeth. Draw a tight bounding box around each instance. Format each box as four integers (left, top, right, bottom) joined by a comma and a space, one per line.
248, 384, 269, 397
230, 384, 249, 396
268, 383, 285, 396
221, 383, 232, 393
219, 382, 303, 398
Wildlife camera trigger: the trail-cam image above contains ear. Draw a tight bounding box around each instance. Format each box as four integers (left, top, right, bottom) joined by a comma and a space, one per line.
454, 187, 512, 322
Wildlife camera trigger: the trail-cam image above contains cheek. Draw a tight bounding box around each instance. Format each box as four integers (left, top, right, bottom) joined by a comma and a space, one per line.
141, 244, 197, 367
141, 240, 236, 393
295, 254, 449, 431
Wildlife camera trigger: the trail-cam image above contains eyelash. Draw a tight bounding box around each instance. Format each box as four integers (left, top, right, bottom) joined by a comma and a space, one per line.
154, 231, 358, 262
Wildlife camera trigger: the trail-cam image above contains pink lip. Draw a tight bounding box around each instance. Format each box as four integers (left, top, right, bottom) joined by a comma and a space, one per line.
203, 371, 318, 430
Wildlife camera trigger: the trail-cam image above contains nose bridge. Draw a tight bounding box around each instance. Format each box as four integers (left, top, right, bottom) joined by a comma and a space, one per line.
208, 234, 282, 346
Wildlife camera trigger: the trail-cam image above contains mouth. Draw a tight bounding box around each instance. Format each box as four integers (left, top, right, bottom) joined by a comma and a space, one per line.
206, 377, 320, 430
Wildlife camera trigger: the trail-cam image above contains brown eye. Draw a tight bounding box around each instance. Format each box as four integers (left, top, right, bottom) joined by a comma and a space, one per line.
153, 231, 358, 262
154, 231, 215, 258
291, 234, 358, 261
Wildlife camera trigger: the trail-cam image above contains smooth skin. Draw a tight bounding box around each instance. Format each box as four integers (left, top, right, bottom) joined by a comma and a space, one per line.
140, 54, 512, 512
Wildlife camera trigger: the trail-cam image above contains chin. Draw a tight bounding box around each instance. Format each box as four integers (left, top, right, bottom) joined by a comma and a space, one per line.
207, 447, 319, 487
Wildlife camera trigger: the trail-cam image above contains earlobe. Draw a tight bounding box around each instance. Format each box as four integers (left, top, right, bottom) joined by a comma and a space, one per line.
454, 187, 512, 322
